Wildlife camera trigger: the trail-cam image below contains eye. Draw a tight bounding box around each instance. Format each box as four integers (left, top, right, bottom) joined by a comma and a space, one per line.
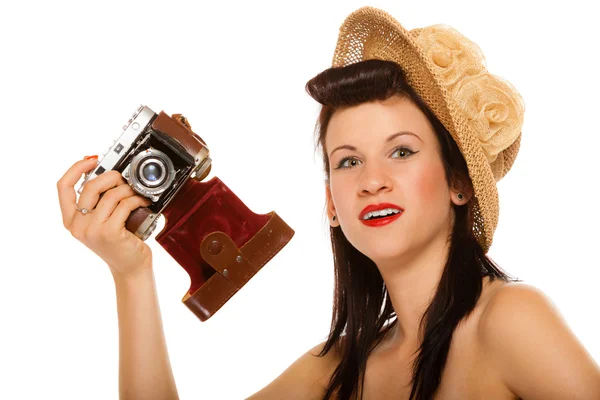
391, 146, 416, 159
334, 146, 417, 170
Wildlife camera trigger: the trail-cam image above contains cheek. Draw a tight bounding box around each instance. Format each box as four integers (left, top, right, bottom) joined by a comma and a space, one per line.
330, 180, 351, 211
407, 162, 448, 211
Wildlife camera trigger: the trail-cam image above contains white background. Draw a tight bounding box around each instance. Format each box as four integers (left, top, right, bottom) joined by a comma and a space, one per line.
1, 0, 599, 398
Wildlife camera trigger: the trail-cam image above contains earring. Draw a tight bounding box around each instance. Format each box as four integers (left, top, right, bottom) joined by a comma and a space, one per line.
332, 215, 337, 221
457, 193, 464, 200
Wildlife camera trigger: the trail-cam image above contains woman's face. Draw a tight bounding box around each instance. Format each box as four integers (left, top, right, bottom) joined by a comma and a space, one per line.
324, 95, 461, 265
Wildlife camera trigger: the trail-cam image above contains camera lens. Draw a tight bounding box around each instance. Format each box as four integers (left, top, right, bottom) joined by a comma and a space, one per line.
137, 157, 167, 187
126, 148, 176, 199
142, 162, 163, 182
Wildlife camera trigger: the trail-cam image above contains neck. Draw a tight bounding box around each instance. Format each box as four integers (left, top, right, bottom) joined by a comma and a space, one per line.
376, 228, 452, 348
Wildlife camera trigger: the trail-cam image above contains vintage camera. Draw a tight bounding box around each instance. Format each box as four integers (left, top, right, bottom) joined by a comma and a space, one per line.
77, 105, 294, 321
78, 105, 211, 240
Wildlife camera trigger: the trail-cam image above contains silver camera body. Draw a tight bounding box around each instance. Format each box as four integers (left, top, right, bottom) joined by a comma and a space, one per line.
77, 105, 211, 240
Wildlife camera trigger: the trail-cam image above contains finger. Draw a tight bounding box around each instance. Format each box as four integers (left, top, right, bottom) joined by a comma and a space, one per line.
91, 183, 137, 223
107, 195, 153, 232
76, 170, 127, 212
57, 157, 100, 229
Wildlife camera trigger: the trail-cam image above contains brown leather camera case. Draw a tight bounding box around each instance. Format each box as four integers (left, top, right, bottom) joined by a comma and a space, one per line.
147, 112, 295, 321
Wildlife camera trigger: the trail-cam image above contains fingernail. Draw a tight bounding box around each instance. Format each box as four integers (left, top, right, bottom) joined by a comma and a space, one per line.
84, 155, 98, 160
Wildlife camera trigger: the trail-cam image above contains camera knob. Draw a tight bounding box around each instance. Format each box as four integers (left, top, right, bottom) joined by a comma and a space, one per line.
140, 218, 159, 241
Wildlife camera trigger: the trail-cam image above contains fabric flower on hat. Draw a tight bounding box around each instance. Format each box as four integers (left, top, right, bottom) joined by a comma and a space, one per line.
452, 74, 524, 180
413, 25, 486, 92
413, 24, 525, 181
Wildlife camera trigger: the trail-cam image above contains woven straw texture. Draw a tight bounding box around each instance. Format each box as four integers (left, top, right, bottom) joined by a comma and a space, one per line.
331, 7, 524, 253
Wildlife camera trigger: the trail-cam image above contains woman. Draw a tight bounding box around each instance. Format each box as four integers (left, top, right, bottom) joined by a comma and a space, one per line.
57, 7, 600, 400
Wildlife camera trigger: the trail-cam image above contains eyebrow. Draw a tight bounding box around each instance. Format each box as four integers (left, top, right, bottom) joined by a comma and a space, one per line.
329, 131, 423, 158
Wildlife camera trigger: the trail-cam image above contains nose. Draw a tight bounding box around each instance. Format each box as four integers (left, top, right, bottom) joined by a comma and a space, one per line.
358, 160, 393, 196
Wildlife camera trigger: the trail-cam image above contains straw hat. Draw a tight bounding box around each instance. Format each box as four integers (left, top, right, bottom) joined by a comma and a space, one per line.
331, 6, 525, 253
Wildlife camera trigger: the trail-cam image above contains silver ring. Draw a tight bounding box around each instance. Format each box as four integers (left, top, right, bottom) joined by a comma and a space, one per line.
75, 205, 93, 215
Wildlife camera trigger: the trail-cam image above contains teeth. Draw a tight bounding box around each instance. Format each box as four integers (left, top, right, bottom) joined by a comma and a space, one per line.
363, 208, 401, 220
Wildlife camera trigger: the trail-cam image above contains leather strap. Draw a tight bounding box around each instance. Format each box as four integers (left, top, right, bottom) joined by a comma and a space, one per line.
182, 211, 293, 321
200, 231, 254, 288
200, 211, 291, 287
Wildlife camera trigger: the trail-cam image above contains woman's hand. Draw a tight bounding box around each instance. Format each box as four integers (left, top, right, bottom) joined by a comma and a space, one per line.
57, 157, 154, 279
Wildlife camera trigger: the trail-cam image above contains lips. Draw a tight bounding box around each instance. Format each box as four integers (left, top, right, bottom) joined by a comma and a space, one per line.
361, 212, 402, 227
359, 202, 404, 220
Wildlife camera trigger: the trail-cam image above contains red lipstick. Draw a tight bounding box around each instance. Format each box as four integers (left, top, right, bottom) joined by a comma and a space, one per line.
359, 202, 404, 227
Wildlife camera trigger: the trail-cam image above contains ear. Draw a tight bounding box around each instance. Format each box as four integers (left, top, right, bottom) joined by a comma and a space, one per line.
450, 176, 474, 206
325, 183, 339, 226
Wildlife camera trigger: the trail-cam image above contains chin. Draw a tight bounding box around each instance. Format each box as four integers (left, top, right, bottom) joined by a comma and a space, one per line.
366, 245, 411, 265
351, 230, 412, 263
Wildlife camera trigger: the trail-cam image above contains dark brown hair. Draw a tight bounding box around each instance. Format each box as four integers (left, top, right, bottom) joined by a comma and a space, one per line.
305, 59, 520, 400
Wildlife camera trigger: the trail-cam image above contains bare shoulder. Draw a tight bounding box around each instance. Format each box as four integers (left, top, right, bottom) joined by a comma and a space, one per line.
245, 340, 341, 400
478, 282, 600, 399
